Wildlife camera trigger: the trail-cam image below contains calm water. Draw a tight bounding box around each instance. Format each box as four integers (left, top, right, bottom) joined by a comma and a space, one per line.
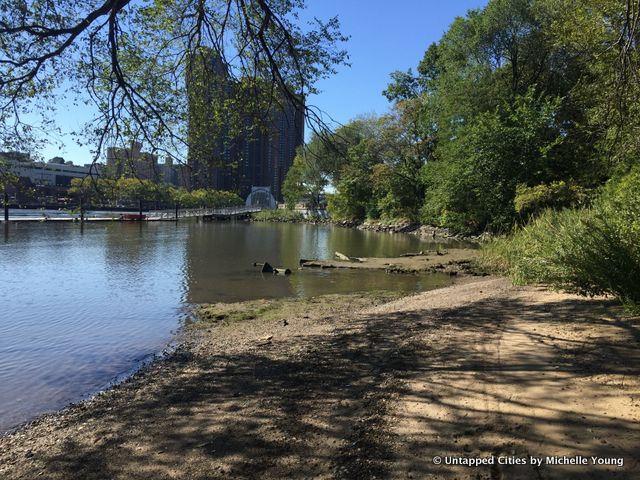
0, 220, 466, 432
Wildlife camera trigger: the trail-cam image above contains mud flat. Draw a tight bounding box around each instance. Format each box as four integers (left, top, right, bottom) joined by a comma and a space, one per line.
1, 278, 639, 479
300, 248, 482, 275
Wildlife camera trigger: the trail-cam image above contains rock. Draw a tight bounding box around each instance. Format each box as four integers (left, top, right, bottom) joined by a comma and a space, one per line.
273, 267, 291, 275
253, 261, 273, 273
335, 251, 350, 261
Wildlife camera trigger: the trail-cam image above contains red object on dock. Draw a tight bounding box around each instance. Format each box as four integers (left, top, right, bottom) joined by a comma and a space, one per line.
121, 214, 146, 221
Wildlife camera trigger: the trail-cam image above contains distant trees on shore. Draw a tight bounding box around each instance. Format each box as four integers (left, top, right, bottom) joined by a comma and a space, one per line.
68, 177, 243, 209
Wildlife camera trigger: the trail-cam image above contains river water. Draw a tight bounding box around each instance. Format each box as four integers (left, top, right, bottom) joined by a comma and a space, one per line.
0, 220, 469, 432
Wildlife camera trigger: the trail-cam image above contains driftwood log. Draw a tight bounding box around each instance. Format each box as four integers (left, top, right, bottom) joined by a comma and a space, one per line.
400, 251, 425, 257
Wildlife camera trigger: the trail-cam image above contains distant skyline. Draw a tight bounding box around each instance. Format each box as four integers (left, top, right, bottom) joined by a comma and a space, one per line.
35, 0, 487, 163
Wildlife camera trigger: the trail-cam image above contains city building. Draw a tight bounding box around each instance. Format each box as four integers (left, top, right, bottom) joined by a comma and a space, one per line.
0, 151, 99, 187
106, 142, 161, 181
186, 49, 304, 201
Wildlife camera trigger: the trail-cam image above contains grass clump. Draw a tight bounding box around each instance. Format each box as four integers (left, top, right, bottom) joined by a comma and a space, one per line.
483, 169, 640, 312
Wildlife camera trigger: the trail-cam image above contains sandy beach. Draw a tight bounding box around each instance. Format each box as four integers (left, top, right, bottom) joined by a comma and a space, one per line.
1, 273, 639, 479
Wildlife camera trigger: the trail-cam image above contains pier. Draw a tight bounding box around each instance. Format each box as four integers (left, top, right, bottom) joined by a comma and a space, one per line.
1, 206, 264, 222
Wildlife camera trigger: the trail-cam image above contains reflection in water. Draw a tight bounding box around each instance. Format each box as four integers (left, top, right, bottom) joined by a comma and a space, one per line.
183, 221, 467, 303
0, 220, 466, 432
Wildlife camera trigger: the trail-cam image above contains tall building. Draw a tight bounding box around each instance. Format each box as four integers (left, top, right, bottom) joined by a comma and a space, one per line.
186, 50, 238, 191
236, 102, 304, 202
186, 49, 304, 201
106, 142, 160, 181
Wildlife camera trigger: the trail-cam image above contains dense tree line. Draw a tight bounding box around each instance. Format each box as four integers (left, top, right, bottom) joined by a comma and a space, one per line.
68, 177, 243, 209
285, 0, 640, 234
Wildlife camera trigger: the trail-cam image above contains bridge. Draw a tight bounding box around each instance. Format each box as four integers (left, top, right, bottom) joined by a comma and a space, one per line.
146, 205, 264, 221
0, 205, 264, 222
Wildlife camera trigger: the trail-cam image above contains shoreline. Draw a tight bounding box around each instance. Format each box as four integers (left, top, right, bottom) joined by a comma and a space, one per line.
299, 248, 483, 275
2, 276, 639, 479
251, 215, 489, 242
0, 250, 476, 437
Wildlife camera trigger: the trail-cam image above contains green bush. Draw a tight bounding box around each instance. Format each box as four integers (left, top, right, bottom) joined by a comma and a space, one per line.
514, 181, 589, 219
484, 169, 640, 311
252, 209, 305, 222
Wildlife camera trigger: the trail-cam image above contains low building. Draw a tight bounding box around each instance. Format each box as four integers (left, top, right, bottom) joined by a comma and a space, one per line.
0, 152, 100, 187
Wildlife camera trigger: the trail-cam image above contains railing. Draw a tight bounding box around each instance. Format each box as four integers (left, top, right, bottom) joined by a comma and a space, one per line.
146, 205, 263, 220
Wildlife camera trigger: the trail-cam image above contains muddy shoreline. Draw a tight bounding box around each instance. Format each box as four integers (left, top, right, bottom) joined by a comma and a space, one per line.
2, 275, 639, 479
299, 248, 483, 275
251, 216, 489, 242
1, 250, 480, 437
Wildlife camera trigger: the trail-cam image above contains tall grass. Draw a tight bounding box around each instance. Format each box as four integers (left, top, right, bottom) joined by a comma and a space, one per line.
483, 170, 640, 312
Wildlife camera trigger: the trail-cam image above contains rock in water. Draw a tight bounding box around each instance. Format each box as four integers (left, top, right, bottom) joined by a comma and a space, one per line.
334, 251, 350, 261
273, 267, 292, 275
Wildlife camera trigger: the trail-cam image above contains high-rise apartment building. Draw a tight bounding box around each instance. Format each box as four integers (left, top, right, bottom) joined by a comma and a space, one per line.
186, 49, 304, 201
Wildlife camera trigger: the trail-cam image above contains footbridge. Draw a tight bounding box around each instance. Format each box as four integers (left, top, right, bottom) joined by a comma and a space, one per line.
147, 206, 263, 221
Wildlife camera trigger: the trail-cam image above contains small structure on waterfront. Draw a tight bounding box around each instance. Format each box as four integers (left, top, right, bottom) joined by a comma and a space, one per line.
245, 186, 277, 209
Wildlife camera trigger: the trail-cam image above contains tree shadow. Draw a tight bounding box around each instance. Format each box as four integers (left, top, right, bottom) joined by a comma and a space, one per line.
14, 290, 640, 480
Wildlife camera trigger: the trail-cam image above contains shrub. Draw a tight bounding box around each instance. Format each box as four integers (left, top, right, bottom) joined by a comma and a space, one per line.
514, 181, 589, 219
253, 209, 305, 222
484, 169, 640, 312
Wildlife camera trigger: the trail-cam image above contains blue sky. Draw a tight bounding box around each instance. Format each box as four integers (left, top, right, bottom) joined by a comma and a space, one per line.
39, 0, 487, 163
303, 0, 487, 127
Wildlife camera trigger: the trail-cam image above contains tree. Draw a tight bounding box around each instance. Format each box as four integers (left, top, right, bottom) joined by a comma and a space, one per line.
0, 156, 19, 220
116, 177, 156, 209
421, 89, 563, 232
282, 149, 328, 211
0, 0, 349, 166
547, 0, 640, 168
69, 177, 99, 203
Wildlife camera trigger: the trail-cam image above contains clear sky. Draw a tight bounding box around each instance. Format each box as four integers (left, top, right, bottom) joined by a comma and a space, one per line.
38, 0, 487, 163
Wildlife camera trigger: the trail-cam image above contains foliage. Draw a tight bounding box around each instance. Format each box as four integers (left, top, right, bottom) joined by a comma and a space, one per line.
282, 148, 328, 211
0, 0, 349, 165
0, 156, 19, 190
321, 108, 428, 222
421, 90, 563, 232
484, 169, 640, 311
514, 181, 589, 219
252, 209, 305, 222
69, 177, 241, 208
321, 0, 636, 231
